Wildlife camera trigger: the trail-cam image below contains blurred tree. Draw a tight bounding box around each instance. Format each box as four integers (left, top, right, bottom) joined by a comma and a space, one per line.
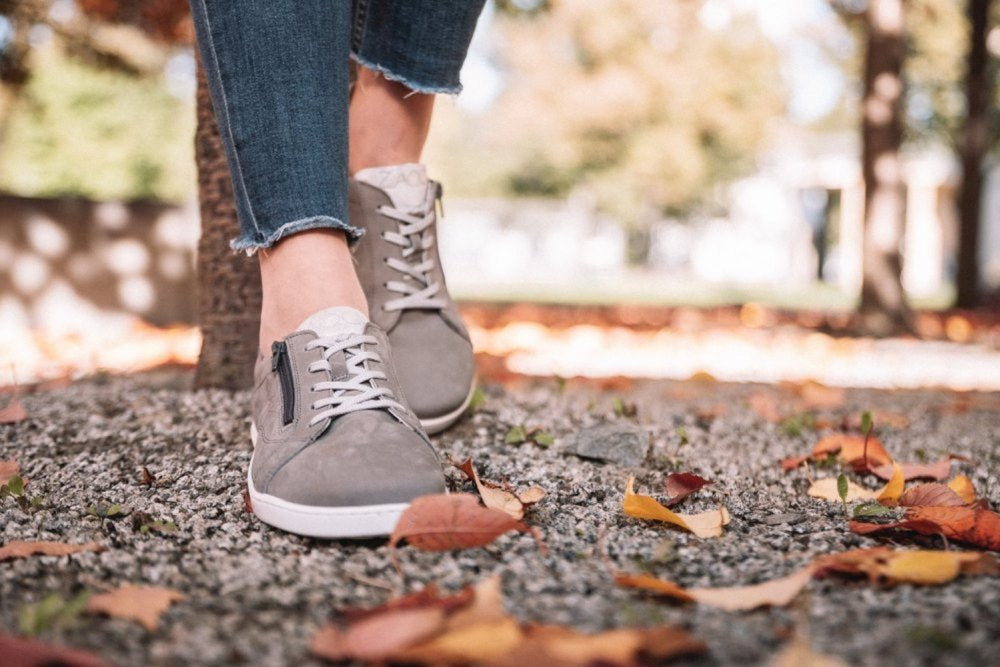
956, 0, 994, 308
857, 0, 914, 335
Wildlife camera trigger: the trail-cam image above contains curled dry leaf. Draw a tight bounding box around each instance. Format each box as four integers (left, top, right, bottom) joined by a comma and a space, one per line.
454, 459, 526, 520
0, 634, 104, 667
616, 566, 815, 611
876, 463, 905, 505
492, 624, 705, 666
811, 434, 893, 471
871, 458, 951, 481
947, 475, 976, 504
0, 459, 19, 485
850, 505, 1000, 551
0, 540, 102, 562
0, 394, 27, 424
806, 465, 902, 505
623, 477, 729, 538
86, 585, 184, 631
663, 472, 713, 506
899, 483, 966, 508
389, 493, 530, 553
517, 486, 546, 505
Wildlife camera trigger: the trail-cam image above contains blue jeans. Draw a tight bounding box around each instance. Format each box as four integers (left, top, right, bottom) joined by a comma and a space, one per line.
189, 0, 486, 253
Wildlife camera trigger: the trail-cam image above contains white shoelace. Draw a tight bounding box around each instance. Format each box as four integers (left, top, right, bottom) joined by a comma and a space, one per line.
304, 333, 403, 426
378, 187, 447, 312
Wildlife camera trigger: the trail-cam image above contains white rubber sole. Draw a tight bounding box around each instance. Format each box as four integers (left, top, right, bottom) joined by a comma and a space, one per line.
418, 382, 477, 435
247, 424, 407, 538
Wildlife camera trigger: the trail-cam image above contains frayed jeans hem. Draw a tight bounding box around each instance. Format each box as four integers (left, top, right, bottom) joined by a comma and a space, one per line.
229, 216, 364, 255
350, 52, 462, 95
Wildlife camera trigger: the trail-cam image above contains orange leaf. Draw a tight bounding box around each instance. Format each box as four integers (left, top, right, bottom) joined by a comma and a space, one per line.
389, 493, 529, 552
616, 566, 815, 611
0, 540, 102, 562
312, 607, 447, 662
814, 546, 999, 585
500, 625, 705, 665
86, 585, 184, 631
851, 506, 1000, 551
0, 634, 104, 667
812, 434, 892, 470
796, 381, 846, 409
0, 460, 18, 485
623, 477, 729, 538
947, 475, 976, 504
0, 395, 27, 424
663, 472, 713, 506
876, 463, 905, 505
871, 458, 951, 481
899, 483, 966, 507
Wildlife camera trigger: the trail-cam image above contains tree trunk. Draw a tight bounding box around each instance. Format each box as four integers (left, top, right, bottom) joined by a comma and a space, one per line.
857, 0, 913, 336
955, 0, 993, 309
193, 59, 261, 390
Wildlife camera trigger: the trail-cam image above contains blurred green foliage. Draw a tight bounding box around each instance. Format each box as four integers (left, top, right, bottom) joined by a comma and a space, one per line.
0, 45, 194, 202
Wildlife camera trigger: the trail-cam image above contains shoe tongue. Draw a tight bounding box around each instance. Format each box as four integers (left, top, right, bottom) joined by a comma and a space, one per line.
297, 306, 368, 339
354, 163, 429, 211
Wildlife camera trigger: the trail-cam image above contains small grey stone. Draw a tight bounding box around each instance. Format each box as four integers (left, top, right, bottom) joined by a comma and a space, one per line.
762, 512, 806, 526
565, 422, 649, 466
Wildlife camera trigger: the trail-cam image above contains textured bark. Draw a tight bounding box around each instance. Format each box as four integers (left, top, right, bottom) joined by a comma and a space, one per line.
193, 59, 261, 390
858, 0, 913, 336
955, 0, 992, 308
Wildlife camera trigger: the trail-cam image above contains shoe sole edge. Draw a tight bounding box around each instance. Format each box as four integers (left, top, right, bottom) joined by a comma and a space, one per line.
418, 382, 477, 435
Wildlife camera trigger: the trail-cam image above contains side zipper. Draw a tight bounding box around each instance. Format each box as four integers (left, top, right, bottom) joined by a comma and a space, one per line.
271, 341, 295, 425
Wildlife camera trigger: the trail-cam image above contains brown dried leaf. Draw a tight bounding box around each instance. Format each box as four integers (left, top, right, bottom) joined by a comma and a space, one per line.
389, 493, 529, 552
748, 392, 784, 422
812, 434, 893, 470
770, 635, 849, 667
0, 395, 27, 424
795, 381, 846, 409
0, 459, 19, 485
86, 585, 184, 631
517, 486, 546, 506
663, 472, 713, 506
492, 624, 705, 666
0, 634, 104, 667
814, 546, 1000, 585
899, 483, 966, 508
623, 477, 729, 538
312, 607, 447, 662
871, 458, 951, 481
455, 459, 525, 520
0, 540, 102, 562
850, 505, 1000, 551
616, 566, 815, 611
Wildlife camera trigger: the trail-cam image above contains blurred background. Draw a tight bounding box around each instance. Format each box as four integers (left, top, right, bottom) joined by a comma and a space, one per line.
1, 0, 999, 392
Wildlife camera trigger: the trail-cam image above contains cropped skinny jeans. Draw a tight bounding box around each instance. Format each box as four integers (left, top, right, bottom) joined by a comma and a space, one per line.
188, 0, 486, 252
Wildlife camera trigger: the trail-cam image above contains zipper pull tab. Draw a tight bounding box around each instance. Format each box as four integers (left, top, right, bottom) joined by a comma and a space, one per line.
271, 341, 286, 372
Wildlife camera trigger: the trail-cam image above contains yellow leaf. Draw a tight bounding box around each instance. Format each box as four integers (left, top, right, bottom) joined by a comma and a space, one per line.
617, 566, 815, 611
947, 475, 976, 504
880, 550, 995, 585
876, 463, 905, 504
807, 477, 876, 502
623, 477, 729, 538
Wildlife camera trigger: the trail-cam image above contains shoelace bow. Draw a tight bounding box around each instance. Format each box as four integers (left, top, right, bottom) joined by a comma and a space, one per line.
378, 185, 448, 312
303, 333, 403, 426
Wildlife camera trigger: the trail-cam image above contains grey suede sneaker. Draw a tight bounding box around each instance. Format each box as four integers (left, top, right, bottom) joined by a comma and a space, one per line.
247, 306, 446, 538
350, 164, 476, 434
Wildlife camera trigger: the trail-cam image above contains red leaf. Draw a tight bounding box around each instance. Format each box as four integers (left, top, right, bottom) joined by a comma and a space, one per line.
389, 493, 529, 552
663, 472, 713, 506
0, 634, 104, 667
899, 483, 966, 508
850, 506, 1000, 551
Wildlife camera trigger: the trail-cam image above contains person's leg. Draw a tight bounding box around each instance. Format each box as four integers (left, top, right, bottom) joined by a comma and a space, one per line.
188, 0, 366, 351
346, 0, 486, 433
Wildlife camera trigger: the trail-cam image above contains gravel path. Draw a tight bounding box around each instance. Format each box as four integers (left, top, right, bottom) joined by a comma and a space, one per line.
1, 369, 998, 666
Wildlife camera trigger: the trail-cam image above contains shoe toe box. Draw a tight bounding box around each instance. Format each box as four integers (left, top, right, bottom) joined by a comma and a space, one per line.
389, 313, 475, 419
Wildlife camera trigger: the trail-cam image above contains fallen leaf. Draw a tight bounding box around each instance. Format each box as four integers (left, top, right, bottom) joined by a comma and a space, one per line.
312, 607, 447, 662
850, 505, 1000, 551
616, 566, 815, 611
0, 460, 18, 485
748, 392, 784, 422
808, 477, 877, 502
814, 546, 999, 585
517, 486, 546, 505
493, 624, 705, 666
876, 463, 905, 505
663, 472, 713, 506
389, 493, 530, 552
769, 635, 848, 667
812, 434, 892, 470
899, 483, 966, 508
623, 477, 729, 538
342, 583, 475, 623
0, 540, 102, 562
780, 454, 810, 471
396, 616, 524, 664
947, 475, 976, 504
0, 394, 27, 424
86, 585, 184, 631
0, 634, 104, 667
455, 459, 525, 520
871, 458, 951, 481
796, 381, 846, 409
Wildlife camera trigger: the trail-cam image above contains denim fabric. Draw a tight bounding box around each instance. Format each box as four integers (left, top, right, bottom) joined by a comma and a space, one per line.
190, 0, 486, 253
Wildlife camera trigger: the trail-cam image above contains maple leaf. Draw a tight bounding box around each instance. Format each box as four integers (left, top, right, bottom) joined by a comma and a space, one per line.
899, 483, 966, 507
623, 477, 729, 538
850, 505, 1000, 551
86, 585, 184, 631
389, 493, 530, 553
0, 540, 102, 562
0, 460, 19, 485
0, 634, 104, 667
454, 459, 528, 520
663, 472, 713, 506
